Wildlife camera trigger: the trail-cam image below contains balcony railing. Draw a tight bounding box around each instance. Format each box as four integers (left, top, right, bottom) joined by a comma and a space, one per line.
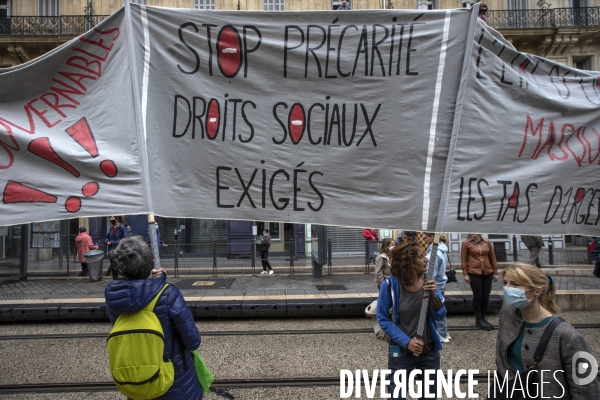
0, 15, 109, 36
487, 7, 600, 29
0, 7, 598, 36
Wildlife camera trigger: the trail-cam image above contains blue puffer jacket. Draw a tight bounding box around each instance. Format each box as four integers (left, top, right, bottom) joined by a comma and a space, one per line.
105, 273, 202, 400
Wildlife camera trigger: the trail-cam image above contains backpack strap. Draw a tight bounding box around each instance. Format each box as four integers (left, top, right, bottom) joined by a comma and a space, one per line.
529, 316, 565, 371
144, 284, 170, 312
385, 277, 395, 325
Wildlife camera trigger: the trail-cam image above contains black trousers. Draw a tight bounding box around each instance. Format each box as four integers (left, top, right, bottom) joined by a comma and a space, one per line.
261, 250, 272, 270
107, 256, 119, 279
468, 273, 493, 319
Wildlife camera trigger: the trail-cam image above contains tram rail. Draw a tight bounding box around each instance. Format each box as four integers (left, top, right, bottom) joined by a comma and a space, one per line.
1, 374, 599, 395
1, 324, 599, 341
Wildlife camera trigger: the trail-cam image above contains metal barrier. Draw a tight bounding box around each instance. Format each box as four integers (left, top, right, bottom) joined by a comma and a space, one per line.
327, 239, 332, 275
512, 235, 518, 262
213, 240, 217, 277
548, 236, 554, 265
364, 240, 382, 274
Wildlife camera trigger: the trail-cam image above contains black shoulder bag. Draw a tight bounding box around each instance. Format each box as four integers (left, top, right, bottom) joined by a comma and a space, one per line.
445, 258, 458, 284
489, 316, 565, 400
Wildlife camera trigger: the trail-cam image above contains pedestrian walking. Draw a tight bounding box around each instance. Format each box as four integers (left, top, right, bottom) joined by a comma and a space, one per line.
520, 235, 544, 268
424, 233, 450, 343
461, 234, 498, 330
338, 0, 352, 10
377, 241, 447, 399
259, 229, 273, 275
74, 226, 98, 276
105, 237, 203, 400
490, 263, 600, 399
104, 216, 130, 279
374, 238, 394, 289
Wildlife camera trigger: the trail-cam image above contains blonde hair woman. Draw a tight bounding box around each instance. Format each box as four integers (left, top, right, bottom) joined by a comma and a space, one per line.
491, 263, 599, 399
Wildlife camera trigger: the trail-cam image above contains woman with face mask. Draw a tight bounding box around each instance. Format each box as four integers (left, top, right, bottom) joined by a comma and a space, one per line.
374, 238, 395, 289
491, 263, 599, 399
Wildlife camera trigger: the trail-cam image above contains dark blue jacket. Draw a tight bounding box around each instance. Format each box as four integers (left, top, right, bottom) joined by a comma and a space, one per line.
376, 275, 447, 351
105, 274, 202, 400
105, 223, 130, 251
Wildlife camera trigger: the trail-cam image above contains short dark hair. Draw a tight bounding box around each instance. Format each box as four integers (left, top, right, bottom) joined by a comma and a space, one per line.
110, 237, 153, 280
403, 231, 417, 240
264, 229, 270, 233
79, 226, 86, 232
424, 232, 434, 237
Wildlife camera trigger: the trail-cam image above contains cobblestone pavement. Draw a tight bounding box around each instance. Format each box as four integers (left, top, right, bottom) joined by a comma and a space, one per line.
1, 272, 599, 301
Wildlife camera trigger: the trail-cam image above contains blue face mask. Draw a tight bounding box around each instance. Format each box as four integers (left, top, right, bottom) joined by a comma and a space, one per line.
503, 286, 532, 309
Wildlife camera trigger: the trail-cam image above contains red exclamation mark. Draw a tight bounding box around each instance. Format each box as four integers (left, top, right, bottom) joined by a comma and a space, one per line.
3, 181, 57, 204
4, 117, 118, 213
66, 117, 117, 178
28, 138, 80, 177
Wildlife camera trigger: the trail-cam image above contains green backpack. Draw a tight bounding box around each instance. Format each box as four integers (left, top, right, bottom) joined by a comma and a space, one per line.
107, 284, 175, 400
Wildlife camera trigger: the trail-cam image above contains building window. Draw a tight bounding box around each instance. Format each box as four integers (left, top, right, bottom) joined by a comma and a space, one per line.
264, 0, 285, 11
462, 0, 476, 7
38, 0, 59, 16
195, 0, 216, 9
417, 0, 438, 9
130, 0, 148, 4
0, 0, 11, 18
570, 0, 589, 8
332, 0, 352, 9
573, 56, 593, 70
506, 0, 527, 9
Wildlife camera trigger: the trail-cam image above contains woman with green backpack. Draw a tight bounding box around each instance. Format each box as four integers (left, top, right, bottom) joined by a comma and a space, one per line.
105, 237, 205, 399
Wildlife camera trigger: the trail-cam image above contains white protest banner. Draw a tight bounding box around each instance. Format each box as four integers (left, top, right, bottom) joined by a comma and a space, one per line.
139, 6, 475, 231
438, 20, 600, 235
0, 5, 598, 236
0, 11, 147, 222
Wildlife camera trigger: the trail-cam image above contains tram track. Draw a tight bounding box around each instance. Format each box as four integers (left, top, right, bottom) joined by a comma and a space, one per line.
1, 324, 600, 341
1, 375, 599, 395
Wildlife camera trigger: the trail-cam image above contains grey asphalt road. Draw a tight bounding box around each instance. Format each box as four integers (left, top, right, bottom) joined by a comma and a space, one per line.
1, 312, 599, 399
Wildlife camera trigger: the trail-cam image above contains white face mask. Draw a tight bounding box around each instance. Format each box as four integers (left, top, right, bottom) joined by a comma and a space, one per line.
389, 246, 395, 251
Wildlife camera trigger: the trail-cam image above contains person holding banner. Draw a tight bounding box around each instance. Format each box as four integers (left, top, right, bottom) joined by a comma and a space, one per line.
424, 233, 450, 343
491, 263, 600, 399
377, 241, 447, 399
461, 234, 498, 330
